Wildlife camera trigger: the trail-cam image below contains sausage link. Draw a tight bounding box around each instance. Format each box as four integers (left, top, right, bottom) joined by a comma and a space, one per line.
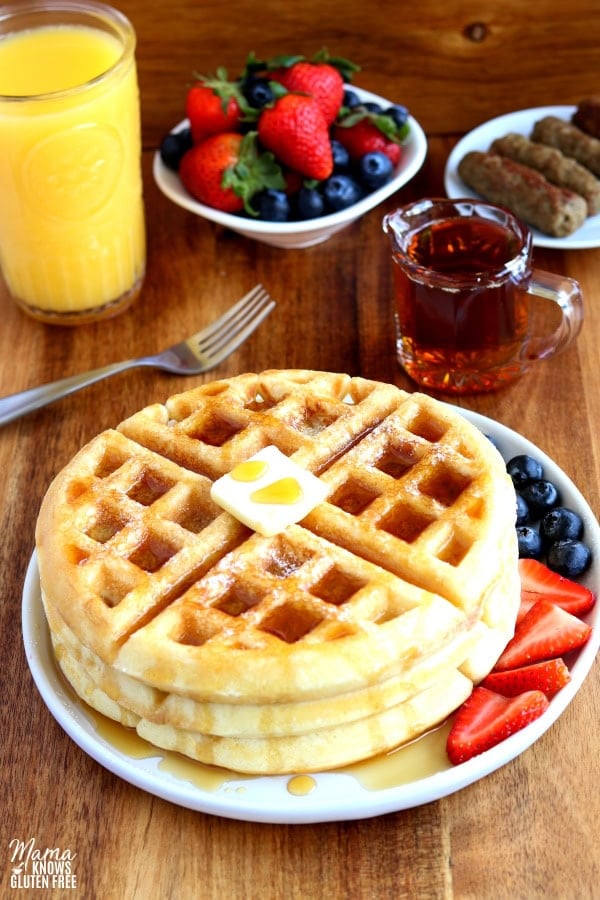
458, 151, 587, 237
490, 132, 600, 214
531, 116, 600, 177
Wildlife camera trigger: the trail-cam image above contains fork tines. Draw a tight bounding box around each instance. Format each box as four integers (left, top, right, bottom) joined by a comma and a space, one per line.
196, 285, 275, 356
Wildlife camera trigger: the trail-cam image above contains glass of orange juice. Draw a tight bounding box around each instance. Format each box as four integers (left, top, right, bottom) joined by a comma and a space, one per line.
0, 0, 146, 325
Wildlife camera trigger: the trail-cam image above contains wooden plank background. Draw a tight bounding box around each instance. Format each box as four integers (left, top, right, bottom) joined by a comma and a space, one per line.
113, 0, 600, 149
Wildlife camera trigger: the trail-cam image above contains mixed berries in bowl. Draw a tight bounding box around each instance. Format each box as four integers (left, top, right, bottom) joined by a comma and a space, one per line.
153, 51, 427, 248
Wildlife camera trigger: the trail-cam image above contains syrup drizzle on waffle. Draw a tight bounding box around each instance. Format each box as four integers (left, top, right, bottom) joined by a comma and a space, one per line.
36, 371, 521, 774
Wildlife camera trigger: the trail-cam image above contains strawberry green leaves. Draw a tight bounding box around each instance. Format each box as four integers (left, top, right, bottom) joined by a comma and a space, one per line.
179, 132, 284, 214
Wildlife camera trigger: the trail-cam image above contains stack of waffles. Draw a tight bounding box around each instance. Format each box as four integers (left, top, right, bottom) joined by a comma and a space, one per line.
36, 370, 520, 774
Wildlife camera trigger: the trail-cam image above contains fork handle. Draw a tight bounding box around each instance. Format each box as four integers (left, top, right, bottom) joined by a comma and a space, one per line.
0, 358, 143, 426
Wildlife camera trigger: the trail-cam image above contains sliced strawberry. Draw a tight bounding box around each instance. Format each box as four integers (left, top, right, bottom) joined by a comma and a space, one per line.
446, 686, 549, 765
481, 658, 570, 699
516, 593, 538, 625
494, 599, 592, 671
518, 558, 596, 617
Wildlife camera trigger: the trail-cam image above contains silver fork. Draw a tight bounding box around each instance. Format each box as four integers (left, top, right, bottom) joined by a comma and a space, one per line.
0, 284, 275, 427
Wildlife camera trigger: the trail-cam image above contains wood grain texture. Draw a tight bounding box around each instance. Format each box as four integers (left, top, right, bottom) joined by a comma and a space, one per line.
114, 0, 600, 146
1, 2, 599, 898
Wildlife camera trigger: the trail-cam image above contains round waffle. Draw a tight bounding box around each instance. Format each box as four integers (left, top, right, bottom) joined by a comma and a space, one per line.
36, 370, 520, 773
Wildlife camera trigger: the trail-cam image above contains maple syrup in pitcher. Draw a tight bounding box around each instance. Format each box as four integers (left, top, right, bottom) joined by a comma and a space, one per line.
383, 199, 584, 394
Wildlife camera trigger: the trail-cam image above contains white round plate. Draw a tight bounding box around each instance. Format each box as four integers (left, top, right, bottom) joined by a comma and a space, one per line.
22, 409, 600, 824
153, 87, 428, 248
444, 105, 600, 250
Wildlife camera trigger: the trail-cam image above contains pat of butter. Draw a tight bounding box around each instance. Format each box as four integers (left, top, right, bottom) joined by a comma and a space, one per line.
210, 445, 329, 536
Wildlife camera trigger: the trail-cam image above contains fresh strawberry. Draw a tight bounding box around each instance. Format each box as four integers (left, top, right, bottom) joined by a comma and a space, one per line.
518, 558, 596, 617
179, 134, 243, 212
446, 686, 549, 765
185, 69, 246, 143
266, 50, 359, 125
270, 62, 342, 125
179, 132, 284, 213
493, 599, 592, 671
333, 109, 406, 165
481, 658, 571, 699
258, 93, 333, 180
516, 593, 538, 625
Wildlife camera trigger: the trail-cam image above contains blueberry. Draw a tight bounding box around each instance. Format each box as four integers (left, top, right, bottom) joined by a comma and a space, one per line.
506, 454, 544, 489
254, 189, 291, 222
520, 479, 560, 517
516, 493, 529, 526
331, 139, 351, 172
243, 76, 274, 109
342, 89, 361, 109
297, 187, 325, 219
160, 128, 193, 171
540, 507, 583, 545
323, 174, 363, 211
386, 104, 409, 129
358, 151, 394, 189
547, 539, 592, 578
361, 101, 384, 114
516, 525, 543, 559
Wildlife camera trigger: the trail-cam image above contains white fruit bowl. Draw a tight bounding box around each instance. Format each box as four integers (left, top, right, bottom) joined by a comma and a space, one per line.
152, 87, 428, 249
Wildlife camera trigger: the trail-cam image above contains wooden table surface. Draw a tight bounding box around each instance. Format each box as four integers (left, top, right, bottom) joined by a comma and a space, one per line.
2, 2, 599, 898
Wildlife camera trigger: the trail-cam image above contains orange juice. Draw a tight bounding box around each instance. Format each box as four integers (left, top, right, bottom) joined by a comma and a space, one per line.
0, 5, 145, 324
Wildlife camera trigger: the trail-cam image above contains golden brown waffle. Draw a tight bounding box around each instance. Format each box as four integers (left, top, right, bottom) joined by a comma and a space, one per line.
36, 370, 520, 773
44, 594, 475, 771
43, 591, 478, 736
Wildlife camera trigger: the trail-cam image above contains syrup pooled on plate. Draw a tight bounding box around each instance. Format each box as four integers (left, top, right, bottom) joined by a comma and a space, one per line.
90, 709, 243, 792
89, 705, 451, 796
